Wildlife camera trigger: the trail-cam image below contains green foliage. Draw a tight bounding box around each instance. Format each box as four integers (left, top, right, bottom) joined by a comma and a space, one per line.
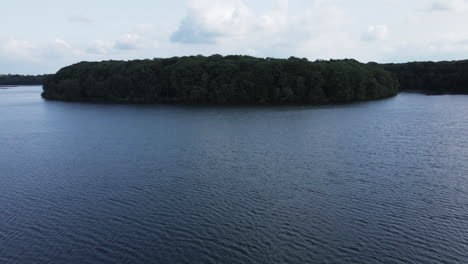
384, 60, 468, 94
42, 55, 400, 104
0, 74, 51, 85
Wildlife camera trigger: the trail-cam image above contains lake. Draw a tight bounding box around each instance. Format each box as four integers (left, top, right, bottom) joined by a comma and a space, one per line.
1, 86, 468, 263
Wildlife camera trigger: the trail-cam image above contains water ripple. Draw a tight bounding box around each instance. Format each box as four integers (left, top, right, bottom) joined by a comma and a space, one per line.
1, 88, 468, 263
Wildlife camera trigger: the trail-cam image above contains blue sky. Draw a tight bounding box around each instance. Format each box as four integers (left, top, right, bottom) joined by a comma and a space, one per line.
2, 0, 468, 74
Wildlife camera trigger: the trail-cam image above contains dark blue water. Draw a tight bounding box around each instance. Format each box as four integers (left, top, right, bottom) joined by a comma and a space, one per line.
1, 86, 468, 264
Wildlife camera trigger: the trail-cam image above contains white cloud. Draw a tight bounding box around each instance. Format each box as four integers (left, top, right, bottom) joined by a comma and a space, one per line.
170, 0, 253, 44
0, 37, 80, 73
87, 40, 114, 55
169, 0, 349, 55
170, 0, 315, 45
40, 39, 76, 59
5, 0, 468, 74
378, 32, 468, 62
114, 34, 143, 50
0, 37, 76, 61
1, 38, 37, 61
55, 38, 71, 49
86, 34, 146, 55
361, 25, 389, 42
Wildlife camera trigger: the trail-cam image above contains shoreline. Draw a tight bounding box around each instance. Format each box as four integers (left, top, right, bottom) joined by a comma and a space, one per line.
41, 93, 398, 107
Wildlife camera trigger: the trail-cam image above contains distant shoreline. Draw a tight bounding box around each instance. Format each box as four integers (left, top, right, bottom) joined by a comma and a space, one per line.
0, 85, 16, 89
0, 85, 44, 89
0, 74, 50, 86
0, 84, 41, 87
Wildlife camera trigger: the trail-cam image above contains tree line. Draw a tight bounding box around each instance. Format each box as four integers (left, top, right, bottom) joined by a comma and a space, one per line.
42, 55, 399, 104
384, 60, 468, 94
0, 74, 51, 86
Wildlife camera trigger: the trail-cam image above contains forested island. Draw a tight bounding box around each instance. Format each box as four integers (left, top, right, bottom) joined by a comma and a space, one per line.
0, 74, 51, 86
41, 55, 468, 105
42, 56, 399, 104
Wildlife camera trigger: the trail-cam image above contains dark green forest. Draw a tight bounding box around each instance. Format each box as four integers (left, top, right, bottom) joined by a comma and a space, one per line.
384, 60, 468, 94
0, 74, 50, 86
42, 55, 399, 104
41, 56, 468, 104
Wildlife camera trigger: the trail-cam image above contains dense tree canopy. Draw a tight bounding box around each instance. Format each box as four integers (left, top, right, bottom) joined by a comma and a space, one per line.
0, 74, 50, 86
42, 55, 399, 104
384, 60, 468, 94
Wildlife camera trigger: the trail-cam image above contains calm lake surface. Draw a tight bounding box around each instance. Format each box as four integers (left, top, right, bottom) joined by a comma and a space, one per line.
1, 86, 468, 264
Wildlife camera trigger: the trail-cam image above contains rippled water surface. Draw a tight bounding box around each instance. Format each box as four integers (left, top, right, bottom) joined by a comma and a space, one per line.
1, 86, 468, 263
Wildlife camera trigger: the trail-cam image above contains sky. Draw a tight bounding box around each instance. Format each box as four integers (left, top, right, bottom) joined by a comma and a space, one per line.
2, 0, 468, 74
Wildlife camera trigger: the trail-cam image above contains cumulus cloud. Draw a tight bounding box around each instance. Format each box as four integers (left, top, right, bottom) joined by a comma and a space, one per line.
170, 14, 222, 44
361, 25, 389, 42
170, 0, 253, 44
170, 0, 301, 45
169, 0, 348, 53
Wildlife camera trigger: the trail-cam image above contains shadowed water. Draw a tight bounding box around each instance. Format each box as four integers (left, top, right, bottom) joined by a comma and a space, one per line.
1, 86, 468, 263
